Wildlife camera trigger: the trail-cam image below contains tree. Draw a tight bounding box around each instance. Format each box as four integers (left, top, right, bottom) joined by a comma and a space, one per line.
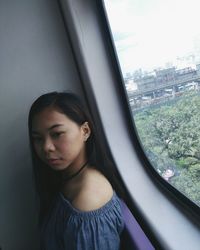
133, 91, 200, 206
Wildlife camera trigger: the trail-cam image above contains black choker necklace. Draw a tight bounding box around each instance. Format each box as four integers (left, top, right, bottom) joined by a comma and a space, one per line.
62, 161, 88, 182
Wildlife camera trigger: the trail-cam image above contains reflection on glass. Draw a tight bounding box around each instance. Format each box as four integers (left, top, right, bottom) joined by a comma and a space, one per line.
104, 0, 200, 206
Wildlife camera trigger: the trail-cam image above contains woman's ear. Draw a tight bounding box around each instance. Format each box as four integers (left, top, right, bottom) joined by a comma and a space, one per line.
82, 122, 91, 141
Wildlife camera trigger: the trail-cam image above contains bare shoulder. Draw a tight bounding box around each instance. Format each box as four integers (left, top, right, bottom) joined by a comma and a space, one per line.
72, 168, 114, 212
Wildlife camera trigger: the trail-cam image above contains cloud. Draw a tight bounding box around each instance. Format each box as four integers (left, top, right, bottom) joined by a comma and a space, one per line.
104, 0, 200, 74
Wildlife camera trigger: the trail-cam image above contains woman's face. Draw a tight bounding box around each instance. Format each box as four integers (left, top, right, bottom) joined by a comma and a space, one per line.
31, 107, 90, 172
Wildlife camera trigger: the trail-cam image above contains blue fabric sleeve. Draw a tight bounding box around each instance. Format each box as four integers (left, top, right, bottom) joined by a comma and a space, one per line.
61, 193, 124, 250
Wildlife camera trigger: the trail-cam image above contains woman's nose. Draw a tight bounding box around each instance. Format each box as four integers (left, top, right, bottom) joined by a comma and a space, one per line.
43, 138, 55, 152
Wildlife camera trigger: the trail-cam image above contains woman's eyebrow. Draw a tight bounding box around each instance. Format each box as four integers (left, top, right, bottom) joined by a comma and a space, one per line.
48, 124, 64, 131
32, 124, 64, 134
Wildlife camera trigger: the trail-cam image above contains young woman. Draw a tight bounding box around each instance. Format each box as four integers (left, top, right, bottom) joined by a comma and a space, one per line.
28, 91, 125, 250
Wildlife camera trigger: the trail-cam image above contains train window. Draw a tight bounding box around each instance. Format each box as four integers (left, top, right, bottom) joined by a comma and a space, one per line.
104, 0, 200, 207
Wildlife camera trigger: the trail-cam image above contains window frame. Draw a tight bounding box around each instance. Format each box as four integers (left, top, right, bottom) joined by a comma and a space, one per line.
101, 0, 200, 216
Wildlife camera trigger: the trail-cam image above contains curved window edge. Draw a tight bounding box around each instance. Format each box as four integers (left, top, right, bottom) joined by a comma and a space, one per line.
100, 0, 200, 216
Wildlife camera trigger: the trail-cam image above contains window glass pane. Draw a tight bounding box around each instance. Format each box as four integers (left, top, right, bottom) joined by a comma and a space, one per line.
104, 0, 200, 207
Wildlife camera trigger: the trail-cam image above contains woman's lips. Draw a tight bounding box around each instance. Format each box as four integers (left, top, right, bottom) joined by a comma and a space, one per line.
47, 158, 61, 165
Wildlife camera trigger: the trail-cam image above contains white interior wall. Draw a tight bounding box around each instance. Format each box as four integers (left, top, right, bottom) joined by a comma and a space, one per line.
0, 1, 82, 249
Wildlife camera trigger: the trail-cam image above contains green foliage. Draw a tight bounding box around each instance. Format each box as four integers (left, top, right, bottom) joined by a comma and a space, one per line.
133, 91, 200, 206
170, 166, 200, 206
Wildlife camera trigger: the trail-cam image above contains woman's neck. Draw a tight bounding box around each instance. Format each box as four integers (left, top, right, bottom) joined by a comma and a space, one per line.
61, 163, 90, 201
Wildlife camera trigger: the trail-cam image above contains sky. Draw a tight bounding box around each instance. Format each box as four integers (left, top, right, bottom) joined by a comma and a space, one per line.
104, 0, 200, 75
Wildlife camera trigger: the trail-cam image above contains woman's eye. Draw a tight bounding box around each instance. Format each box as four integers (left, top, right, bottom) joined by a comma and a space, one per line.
32, 136, 43, 143
51, 132, 64, 139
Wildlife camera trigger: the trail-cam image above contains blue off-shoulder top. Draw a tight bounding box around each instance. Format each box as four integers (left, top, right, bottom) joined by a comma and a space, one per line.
40, 191, 124, 250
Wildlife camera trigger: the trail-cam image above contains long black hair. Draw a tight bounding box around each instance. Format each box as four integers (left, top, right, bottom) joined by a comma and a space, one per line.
28, 92, 124, 221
